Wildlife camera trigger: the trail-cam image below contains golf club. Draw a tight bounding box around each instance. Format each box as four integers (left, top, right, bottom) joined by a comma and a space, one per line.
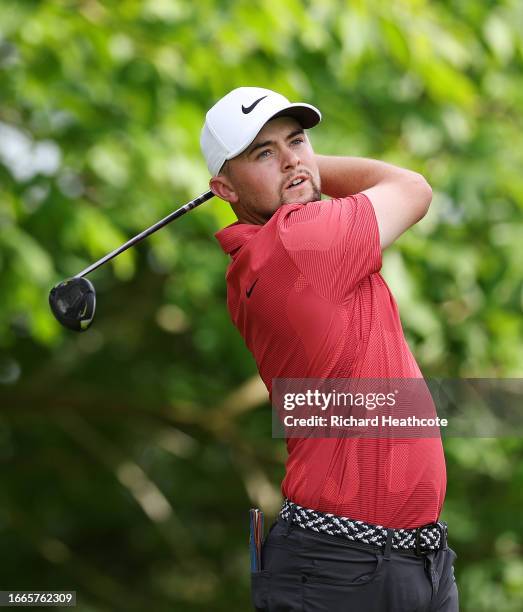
49, 190, 214, 332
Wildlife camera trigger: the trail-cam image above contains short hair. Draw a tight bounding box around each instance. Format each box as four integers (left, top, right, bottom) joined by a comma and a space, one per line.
219, 160, 231, 177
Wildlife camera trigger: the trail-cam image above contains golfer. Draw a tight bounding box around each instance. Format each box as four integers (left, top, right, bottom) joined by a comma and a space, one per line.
201, 87, 459, 611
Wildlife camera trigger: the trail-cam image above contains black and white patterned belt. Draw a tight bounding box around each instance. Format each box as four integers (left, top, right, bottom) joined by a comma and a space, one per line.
279, 499, 448, 556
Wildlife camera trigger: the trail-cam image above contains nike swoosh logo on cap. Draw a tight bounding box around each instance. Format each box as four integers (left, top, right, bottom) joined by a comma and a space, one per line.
242, 96, 267, 114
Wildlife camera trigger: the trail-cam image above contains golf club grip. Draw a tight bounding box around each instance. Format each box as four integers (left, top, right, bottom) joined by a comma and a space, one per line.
75, 190, 214, 278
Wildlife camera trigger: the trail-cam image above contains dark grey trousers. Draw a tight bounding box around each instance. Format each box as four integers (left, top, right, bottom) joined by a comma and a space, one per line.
251, 517, 459, 611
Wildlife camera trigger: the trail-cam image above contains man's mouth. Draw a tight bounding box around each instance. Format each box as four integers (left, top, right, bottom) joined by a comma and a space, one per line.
285, 175, 309, 190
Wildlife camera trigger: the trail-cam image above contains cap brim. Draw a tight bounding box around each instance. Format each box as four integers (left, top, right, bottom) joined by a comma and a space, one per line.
269, 103, 321, 129
224, 102, 322, 163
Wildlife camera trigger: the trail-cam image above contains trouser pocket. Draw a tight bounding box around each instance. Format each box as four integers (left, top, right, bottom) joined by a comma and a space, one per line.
305, 548, 384, 586
301, 551, 384, 612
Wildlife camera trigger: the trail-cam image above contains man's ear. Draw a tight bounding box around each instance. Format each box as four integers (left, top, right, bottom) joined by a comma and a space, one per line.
209, 174, 239, 204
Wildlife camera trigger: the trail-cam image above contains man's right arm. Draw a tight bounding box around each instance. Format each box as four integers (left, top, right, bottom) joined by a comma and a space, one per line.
315, 154, 433, 250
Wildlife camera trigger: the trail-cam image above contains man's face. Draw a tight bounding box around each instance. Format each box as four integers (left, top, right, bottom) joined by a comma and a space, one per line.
210, 116, 322, 225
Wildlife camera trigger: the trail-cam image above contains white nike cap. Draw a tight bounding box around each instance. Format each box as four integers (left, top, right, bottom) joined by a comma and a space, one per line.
200, 86, 321, 176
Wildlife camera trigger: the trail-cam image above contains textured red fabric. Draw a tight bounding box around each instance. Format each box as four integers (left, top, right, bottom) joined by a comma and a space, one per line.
215, 193, 446, 528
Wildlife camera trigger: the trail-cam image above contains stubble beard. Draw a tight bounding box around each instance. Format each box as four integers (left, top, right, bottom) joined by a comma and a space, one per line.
281, 176, 322, 206
237, 176, 323, 224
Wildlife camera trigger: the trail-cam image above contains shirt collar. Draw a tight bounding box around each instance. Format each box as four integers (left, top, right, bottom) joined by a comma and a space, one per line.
215, 221, 262, 257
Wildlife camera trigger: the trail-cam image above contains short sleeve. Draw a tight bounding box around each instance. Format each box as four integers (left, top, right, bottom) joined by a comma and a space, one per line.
277, 193, 382, 302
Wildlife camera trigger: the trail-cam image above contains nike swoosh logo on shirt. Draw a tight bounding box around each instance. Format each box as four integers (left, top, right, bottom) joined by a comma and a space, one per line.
246, 278, 259, 298
242, 96, 267, 114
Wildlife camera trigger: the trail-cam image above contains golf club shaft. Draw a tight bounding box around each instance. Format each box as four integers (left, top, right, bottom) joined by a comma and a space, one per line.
74, 190, 214, 278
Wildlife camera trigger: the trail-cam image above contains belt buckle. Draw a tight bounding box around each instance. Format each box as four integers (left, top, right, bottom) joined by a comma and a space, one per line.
435, 521, 448, 549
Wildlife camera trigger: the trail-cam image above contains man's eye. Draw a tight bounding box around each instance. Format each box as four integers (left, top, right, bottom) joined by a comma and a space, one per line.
291, 138, 304, 145
257, 150, 271, 159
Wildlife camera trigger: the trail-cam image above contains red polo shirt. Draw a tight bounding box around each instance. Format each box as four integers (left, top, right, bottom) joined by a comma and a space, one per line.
215, 193, 446, 528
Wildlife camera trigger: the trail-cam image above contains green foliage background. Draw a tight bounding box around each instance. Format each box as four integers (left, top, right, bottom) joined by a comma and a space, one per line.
1, 1, 522, 610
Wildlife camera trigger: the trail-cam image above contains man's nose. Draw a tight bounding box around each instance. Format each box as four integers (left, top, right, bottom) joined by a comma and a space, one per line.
281, 146, 300, 170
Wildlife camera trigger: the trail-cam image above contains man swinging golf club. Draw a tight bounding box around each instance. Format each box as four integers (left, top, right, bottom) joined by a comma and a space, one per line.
201, 87, 459, 611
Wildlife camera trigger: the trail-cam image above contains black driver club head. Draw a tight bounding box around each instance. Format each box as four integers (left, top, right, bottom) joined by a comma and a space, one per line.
49, 277, 96, 332
47, 191, 213, 332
